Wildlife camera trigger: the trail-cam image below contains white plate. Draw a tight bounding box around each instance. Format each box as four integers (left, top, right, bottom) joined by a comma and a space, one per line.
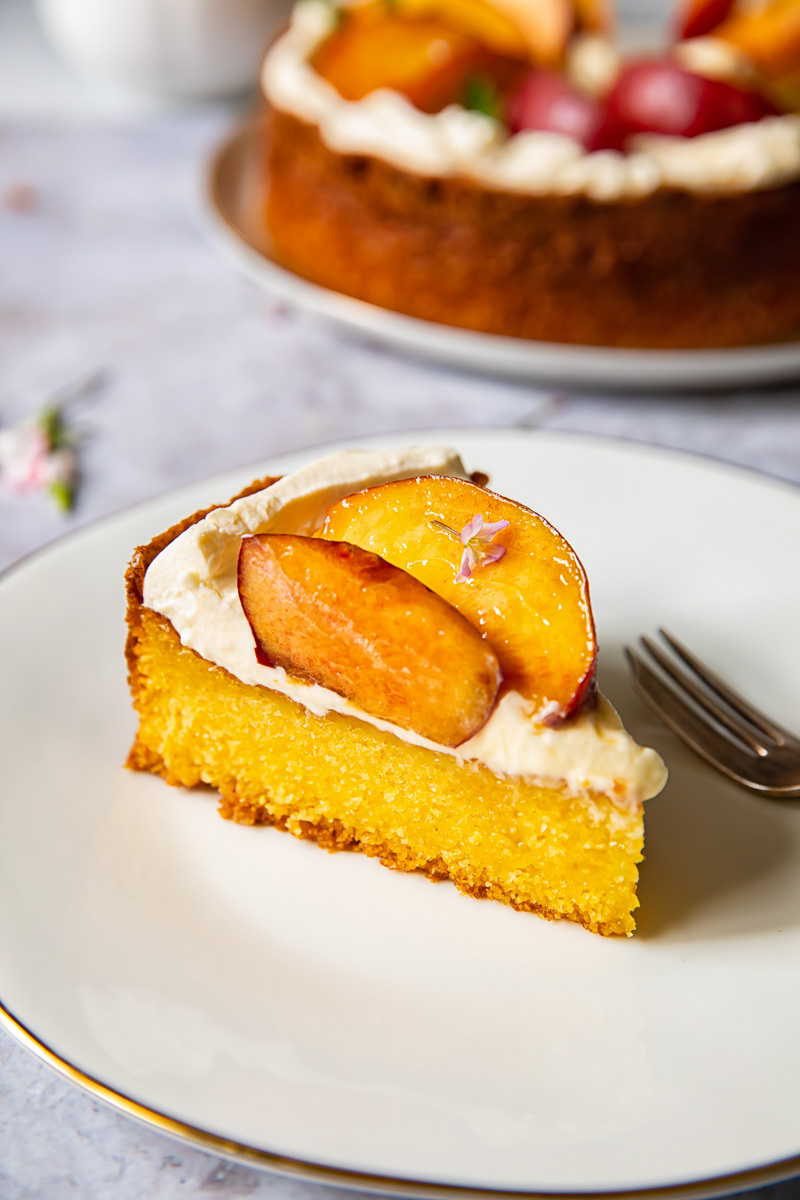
204, 127, 800, 393
2, 430, 800, 1200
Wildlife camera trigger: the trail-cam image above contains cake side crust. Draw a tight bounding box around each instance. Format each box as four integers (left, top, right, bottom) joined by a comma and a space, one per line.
261, 107, 800, 348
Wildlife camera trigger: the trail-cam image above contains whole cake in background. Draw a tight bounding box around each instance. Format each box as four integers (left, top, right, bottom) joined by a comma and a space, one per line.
126, 447, 667, 937
257, 0, 800, 348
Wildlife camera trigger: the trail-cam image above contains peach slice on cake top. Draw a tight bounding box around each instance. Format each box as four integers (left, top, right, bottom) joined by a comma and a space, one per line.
312, 14, 517, 112
238, 534, 501, 746
677, 0, 800, 111
318, 475, 597, 725
311, 0, 614, 116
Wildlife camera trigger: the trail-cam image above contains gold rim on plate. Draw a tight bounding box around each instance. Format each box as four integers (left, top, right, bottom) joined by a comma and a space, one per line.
3, 996, 800, 1199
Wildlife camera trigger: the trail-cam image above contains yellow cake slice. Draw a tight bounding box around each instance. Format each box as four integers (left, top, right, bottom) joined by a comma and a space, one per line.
126, 447, 666, 936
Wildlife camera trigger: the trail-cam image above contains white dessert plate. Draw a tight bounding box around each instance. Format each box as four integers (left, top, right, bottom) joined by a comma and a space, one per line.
2, 430, 800, 1200
204, 125, 800, 393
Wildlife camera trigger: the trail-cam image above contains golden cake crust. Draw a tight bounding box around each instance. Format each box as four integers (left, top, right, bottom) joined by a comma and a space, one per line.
261, 106, 800, 348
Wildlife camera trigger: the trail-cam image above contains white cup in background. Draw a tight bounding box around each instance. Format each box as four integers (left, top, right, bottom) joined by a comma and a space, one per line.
36, 0, 291, 98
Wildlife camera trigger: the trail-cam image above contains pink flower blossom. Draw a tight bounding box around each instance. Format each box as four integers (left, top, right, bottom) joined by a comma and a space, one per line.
430, 514, 510, 583
0, 423, 51, 492
0, 406, 77, 511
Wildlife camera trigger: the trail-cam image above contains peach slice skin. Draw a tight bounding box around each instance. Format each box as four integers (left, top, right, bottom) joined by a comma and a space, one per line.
715, 0, 800, 78
572, 0, 613, 34
318, 476, 597, 725
238, 534, 501, 747
675, 0, 736, 40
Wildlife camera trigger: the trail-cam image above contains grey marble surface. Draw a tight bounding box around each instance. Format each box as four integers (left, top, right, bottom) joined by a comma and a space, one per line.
1, 110, 800, 1200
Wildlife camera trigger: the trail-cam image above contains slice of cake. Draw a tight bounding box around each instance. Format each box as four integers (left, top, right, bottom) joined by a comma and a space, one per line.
126, 447, 666, 936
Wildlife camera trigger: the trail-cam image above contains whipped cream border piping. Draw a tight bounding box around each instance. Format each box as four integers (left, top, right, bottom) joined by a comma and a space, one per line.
261, 0, 800, 200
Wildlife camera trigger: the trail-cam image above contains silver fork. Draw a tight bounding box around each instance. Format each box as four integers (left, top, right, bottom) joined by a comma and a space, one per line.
625, 629, 800, 798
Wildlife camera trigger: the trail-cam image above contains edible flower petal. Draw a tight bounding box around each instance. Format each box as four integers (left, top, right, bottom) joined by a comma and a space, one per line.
431, 513, 510, 582
0, 404, 77, 512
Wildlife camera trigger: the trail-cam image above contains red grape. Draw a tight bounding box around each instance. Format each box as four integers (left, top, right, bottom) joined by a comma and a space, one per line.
507, 70, 604, 149
603, 58, 777, 142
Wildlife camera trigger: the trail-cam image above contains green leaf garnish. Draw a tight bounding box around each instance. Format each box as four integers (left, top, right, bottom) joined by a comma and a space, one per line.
49, 478, 75, 513
462, 73, 504, 121
38, 403, 68, 450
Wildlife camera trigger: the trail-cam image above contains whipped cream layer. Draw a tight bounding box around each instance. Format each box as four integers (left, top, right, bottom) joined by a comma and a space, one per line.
261, 0, 800, 200
144, 447, 667, 807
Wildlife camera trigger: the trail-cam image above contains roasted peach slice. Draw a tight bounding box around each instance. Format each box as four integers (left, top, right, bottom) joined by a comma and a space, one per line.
395, 0, 531, 58
312, 16, 506, 112
238, 534, 501, 747
768, 65, 800, 111
352, 0, 576, 63
314, 0, 573, 100
489, 0, 574, 63
318, 476, 597, 724
715, 0, 800, 78
676, 0, 736, 40
572, 0, 613, 33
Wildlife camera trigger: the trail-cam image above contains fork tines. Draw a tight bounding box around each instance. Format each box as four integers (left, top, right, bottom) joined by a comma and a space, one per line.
625, 629, 800, 797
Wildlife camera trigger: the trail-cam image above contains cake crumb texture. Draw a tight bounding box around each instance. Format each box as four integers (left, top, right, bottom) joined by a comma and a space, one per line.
127, 604, 643, 937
